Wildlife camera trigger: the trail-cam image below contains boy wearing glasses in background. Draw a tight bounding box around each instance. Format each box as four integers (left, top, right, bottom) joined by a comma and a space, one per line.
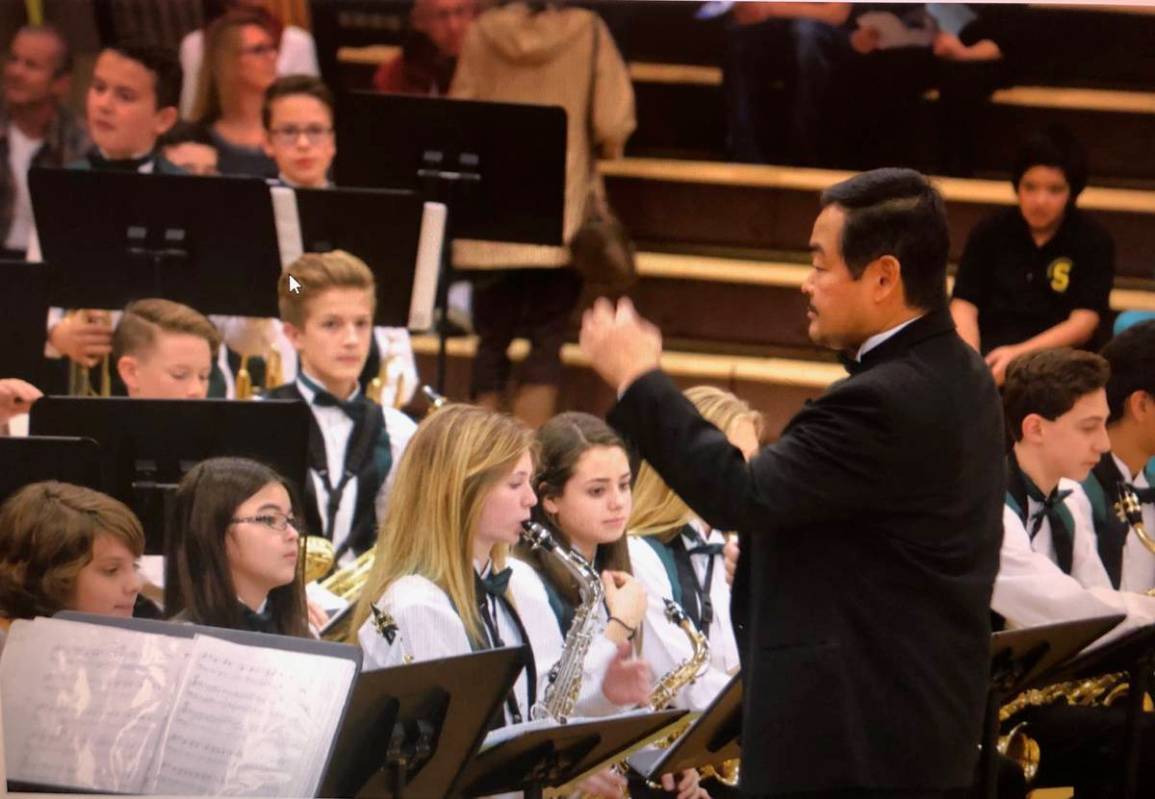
262, 75, 334, 188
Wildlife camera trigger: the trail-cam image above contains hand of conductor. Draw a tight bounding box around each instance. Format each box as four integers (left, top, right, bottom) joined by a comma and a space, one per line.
579, 298, 663, 396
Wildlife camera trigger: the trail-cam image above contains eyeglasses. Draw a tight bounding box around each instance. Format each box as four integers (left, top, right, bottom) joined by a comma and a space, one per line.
239, 43, 278, 58
269, 125, 334, 146
231, 511, 299, 532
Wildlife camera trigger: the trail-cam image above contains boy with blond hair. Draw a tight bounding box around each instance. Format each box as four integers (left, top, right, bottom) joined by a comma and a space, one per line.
266, 250, 416, 561
113, 298, 220, 399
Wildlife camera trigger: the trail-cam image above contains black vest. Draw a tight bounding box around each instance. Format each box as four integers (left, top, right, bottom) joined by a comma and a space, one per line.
265, 383, 392, 556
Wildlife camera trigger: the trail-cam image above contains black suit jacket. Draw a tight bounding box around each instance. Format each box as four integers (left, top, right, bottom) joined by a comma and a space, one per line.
609, 309, 1004, 794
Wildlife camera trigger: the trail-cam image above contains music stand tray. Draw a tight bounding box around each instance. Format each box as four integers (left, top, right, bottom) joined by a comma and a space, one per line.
457, 708, 687, 797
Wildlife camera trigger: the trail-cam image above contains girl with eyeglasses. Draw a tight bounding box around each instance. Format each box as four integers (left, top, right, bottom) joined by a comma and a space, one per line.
168, 456, 309, 636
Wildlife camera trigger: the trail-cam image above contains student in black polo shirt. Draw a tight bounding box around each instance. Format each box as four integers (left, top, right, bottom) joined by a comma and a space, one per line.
950, 129, 1115, 385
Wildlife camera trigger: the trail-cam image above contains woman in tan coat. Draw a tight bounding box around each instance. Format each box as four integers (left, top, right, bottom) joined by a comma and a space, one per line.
450, 1, 635, 427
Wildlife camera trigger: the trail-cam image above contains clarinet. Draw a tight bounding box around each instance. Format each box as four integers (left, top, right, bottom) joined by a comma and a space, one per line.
520, 520, 604, 724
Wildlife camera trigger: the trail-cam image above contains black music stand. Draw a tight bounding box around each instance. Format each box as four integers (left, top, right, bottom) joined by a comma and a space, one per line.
632, 672, 742, 780
320, 647, 527, 799
292, 186, 440, 330
29, 168, 283, 316
978, 615, 1126, 799
334, 91, 567, 390
28, 397, 309, 561
1038, 624, 1155, 799
0, 435, 102, 504
0, 259, 49, 386
457, 709, 687, 798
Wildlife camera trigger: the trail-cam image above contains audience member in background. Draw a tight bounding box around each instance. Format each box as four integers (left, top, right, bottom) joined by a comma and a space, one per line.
190, 10, 280, 178
262, 74, 334, 188
450, 0, 635, 428
373, 0, 478, 95
932, 5, 1030, 177
0, 481, 144, 647
1083, 321, 1155, 592
168, 456, 311, 635
113, 298, 220, 400
0, 24, 88, 259
158, 120, 219, 175
951, 129, 1114, 385
180, 0, 318, 118
722, 2, 851, 165
0, 377, 42, 435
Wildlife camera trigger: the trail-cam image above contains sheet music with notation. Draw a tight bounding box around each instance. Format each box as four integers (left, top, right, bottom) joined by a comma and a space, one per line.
1, 617, 357, 797
148, 634, 355, 797
1, 618, 192, 792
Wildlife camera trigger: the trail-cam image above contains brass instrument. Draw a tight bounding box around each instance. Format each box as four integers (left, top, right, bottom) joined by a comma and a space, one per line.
299, 535, 376, 641
367, 354, 406, 409
1116, 481, 1155, 556
521, 520, 604, 724
422, 384, 448, 413
67, 310, 113, 397
301, 535, 335, 583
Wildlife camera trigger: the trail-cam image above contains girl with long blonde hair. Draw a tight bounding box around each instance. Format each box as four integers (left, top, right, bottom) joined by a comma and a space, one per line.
354, 404, 650, 731
628, 386, 762, 714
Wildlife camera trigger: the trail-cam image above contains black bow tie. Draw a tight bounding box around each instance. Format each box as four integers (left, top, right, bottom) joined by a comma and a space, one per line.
688, 542, 725, 557
240, 603, 277, 633
313, 390, 367, 422
87, 148, 154, 172
1129, 484, 1155, 504
837, 351, 864, 376
477, 567, 512, 599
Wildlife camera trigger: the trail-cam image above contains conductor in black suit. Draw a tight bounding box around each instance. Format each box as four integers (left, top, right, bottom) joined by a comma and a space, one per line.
580, 169, 1005, 799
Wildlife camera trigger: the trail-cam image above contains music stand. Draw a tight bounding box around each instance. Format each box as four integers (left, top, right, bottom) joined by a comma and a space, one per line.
0, 436, 102, 504
334, 91, 567, 389
28, 397, 310, 558
29, 168, 283, 317
320, 647, 527, 799
457, 709, 687, 798
632, 673, 742, 779
978, 615, 1126, 799
0, 259, 49, 386
1037, 624, 1155, 799
291, 186, 442, 330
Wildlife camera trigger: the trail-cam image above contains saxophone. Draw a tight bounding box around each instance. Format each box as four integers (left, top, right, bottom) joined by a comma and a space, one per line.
520, 520, 604, 724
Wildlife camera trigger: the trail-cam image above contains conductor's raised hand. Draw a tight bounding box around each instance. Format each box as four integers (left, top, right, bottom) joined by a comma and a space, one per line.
579, 297, 662, 395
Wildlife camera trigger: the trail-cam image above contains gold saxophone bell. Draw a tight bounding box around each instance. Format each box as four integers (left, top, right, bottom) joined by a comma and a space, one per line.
300, 535, 335, 583
997, 722, 1040, 784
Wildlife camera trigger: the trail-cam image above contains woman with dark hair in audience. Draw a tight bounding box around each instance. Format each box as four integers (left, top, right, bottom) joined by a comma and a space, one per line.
449, 1, 636, 428
0, 481, 144, 648
189, 10, 280, 177
169, 456, 309, 636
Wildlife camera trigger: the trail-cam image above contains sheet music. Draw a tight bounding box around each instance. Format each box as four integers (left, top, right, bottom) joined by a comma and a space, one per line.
270, 185, 304, 270
1, 618, 192, 792
147, 634, 356, 796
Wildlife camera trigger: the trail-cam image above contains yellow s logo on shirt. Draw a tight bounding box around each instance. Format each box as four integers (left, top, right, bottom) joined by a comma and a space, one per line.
1047, 258, 1073, 294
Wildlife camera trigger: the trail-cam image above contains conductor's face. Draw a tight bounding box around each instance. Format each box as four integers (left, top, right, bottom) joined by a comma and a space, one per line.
803, 204, 877, 351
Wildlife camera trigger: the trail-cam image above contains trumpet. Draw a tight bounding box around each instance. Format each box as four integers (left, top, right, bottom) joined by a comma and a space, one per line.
67, 310, 113, 397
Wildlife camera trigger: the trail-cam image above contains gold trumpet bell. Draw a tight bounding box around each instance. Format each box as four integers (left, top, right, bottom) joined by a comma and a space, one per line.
301, 535, 336, 583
